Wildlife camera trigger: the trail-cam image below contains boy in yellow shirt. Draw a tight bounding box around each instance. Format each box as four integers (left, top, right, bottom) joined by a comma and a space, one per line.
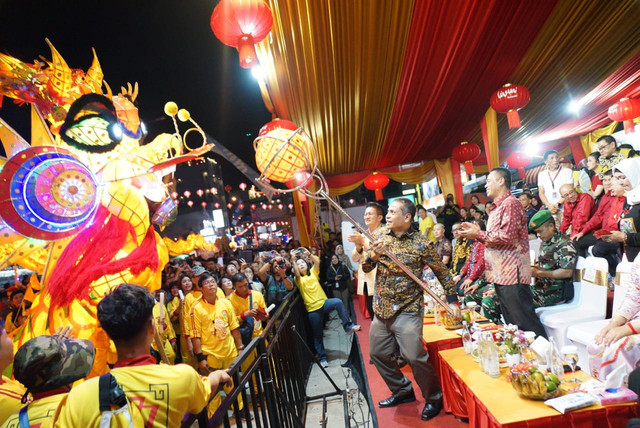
3, 332, 94, 428
54, 284, 231, 428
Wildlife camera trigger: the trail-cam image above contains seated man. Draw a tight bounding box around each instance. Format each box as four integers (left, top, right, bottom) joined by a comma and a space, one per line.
559, 184, 595, 238
529, 210, 578, 308
55, 284, 231, 427
4, 331, 94, 428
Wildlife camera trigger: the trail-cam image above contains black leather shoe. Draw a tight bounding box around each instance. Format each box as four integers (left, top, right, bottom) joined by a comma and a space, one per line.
378, 390, 416, 408
421, 400, 442, 421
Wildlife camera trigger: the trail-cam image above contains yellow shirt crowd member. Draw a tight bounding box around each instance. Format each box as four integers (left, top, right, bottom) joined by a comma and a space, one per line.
190, 297, 239, 369
2, 391, 67, 428
0, 377, 25, 425
151, 302, 176, 364
295, 267, 327, 312
227, 290, 267, 339
167, 296, 182, 336
54, 356, 211, 428
419, 216, 436, 243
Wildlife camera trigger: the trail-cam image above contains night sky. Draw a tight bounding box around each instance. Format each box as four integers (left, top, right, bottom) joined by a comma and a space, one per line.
0, 0, 272, 187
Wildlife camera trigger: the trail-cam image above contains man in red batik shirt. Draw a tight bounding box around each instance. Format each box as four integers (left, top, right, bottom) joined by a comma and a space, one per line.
558, 184, 595, 238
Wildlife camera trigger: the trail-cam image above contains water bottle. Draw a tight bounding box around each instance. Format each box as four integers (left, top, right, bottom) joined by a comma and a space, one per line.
485, 333, 501, 378
549, 337, 565, 380
462, 321, 473, 355
477, 332, 486, 372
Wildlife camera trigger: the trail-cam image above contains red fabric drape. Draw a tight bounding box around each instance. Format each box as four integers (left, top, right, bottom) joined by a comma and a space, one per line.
567, 136, 586, 164
379, 0, 558, 167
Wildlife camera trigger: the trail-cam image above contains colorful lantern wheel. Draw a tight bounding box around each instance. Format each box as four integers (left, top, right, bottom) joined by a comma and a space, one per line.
0, 146, 99, 240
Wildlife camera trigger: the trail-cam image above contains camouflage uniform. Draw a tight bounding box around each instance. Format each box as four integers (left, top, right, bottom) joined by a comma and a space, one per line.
462, 276, 502, 324
532, 231, 577, 308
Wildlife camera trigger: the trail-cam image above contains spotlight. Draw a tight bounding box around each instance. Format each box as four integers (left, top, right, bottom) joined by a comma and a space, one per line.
568, 100, 582, 115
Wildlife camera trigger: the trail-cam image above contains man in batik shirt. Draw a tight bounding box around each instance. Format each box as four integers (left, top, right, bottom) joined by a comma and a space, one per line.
529, 210, 577, 308
364, 198, 459, 421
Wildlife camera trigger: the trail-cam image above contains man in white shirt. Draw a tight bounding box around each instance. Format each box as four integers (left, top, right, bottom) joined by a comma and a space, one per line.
348, 202, 384, 319
537, 150, 574, 226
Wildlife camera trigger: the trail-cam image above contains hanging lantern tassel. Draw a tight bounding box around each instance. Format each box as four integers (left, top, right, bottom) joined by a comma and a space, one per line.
237, 35, 257, 69
374, 189, 383, 201
463, 161, 474, 175
506, 109, 521, 129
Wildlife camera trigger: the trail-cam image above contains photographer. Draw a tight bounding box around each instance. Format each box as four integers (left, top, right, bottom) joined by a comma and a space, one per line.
326, 253, 354, 320
258, 253, 293, 310
436, 193, 460, 240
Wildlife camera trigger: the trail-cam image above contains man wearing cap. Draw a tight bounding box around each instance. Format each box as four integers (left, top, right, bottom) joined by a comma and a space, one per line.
537, 150, 574, 226
0, 320, 25, 425
558, 184, 595, 238
2, 331, 95, 428
55, 284, 232, 427
529, 210, 578, 308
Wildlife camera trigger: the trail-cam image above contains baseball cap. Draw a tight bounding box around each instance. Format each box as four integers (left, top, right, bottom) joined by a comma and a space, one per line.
13, 335, 95, 394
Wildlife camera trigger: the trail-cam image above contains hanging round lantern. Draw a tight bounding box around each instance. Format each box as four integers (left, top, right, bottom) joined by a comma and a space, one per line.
187, 200, 194, 207
196, 189, 204, 197
254, 119, 315, 183
214, 202, 221, 209
490, 83, 531, 129
507, 151, 532, 179
211, 187, 218, 195
277, 204, 283, 210
239, 182, 247, 191
288, 203, 293, 209
201, 202, 207, 208
239, 204, 245, 209
210, 0, 273, 69
183, 190, 191, 198
171, 191, 178, 199
227, 203, 233, 209
608, 98, 640, 134
364, 172, 390, 201
452, 142, 481, 175
250, 204, 256, 210
224, 185, 232, 192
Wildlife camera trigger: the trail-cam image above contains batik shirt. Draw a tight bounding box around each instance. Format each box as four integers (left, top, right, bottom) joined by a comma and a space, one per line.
450, 238, 472, 276
364, 226, 456, 319
476, 192, 531, 286
598, 150, 627, 179
459, 240, 485, 282
533, 231, 577, 307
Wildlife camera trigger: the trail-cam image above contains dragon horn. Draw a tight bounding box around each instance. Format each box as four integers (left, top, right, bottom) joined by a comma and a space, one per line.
44, 38, 72, 98
103, 80, 113, 100
86, 47, 104, 93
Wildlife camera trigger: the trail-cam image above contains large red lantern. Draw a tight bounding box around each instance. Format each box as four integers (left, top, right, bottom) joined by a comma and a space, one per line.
364, 173, 390, 201
507, 152, 532, 179
285, 171, 313, 189
608, 98, 640, 134
210, 0, 273, 69
451, 142, 481, 175
490, 83, 531, 129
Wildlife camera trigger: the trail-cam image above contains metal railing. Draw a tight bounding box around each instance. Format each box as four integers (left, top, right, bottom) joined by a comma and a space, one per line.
182, 290, 354, 427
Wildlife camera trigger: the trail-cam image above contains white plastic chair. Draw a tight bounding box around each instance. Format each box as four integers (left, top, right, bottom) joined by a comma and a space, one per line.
536, 256, 585, 320
567, 261, 632, 369
541, 256, 609, 350
529, 238, 542, 262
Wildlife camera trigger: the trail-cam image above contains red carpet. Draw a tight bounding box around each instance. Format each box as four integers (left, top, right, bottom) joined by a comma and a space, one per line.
353, 296, 467, 427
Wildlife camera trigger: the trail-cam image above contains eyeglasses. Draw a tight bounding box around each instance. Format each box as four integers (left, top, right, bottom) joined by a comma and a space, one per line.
597, 142, 613, 150
202, 279, 216, 286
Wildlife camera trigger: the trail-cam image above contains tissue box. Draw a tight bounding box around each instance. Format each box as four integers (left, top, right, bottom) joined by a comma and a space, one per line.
544, 393, 598, 414
596, 388, 638, 405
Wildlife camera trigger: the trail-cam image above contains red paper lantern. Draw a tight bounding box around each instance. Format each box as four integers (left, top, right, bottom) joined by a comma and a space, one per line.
183, 190, 191, 198
227, 203, 233, 209
210, 0, 273, 69
608, 98, 640, 134
364, 173, 390, 201
196, 189, 204, 197
507, 152, 532, 179
250, 204, 256, 210
452, 142, 481, 175
211, 187, 218, 194
285, 171, 313, 189
214, 202, 221, 209
239, 182, 247, 191
201, 202, 207, 207
224, 185, 232, 192
187, 201, 194, 207
239, 204, 245, 209
490, 83, 531, 129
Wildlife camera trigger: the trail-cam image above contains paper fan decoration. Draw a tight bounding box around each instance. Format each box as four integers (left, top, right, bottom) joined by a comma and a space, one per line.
0, 146, 99, 240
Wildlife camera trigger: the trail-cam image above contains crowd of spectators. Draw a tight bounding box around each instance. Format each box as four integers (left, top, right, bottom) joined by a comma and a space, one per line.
3, 133, 640, 425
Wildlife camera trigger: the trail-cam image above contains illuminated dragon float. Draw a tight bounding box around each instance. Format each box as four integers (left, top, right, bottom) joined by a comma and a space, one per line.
0, 40, 213, 376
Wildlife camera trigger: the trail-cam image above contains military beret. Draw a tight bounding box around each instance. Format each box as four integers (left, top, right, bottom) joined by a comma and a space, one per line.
529, 209, 553, 229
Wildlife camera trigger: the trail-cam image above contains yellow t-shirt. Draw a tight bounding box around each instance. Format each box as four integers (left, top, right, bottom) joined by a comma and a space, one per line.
54, 361, 210, 428
190, 297, 239, 368
419, 217, 436, 242
167, 297, 182, 335
0, 377, 25, 426
181, 290, 202, 337
295, 267, 327, 312
2, 393, 67, 428
151, 302, 176, 364
227, 290, 266, 338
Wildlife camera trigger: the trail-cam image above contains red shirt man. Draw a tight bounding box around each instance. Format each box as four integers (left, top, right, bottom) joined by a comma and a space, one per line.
559, 184, 595, 238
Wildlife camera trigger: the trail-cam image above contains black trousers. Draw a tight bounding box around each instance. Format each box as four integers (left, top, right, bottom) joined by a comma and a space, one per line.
592, 240, 621, 276
575, 233, 597, 258
494, 283, 547, 339
363, 282, 374, 319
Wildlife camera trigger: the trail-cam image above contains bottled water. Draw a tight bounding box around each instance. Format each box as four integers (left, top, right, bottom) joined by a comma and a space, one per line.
462, 321, 473, 355
477, 331, 486, 372
485, 332, 501, 378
